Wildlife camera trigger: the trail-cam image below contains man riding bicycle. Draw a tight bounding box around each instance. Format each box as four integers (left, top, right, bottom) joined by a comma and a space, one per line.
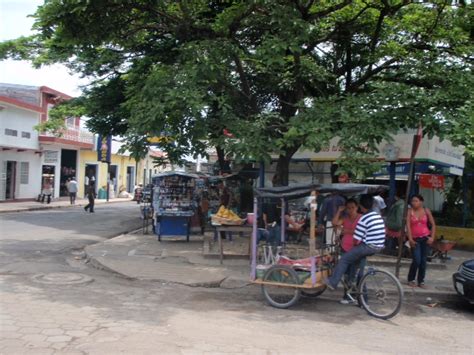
325, 194, 386, 290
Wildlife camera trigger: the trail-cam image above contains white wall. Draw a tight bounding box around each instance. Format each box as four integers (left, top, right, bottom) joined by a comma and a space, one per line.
0, 150, 42, 199
0, 105, 40, 150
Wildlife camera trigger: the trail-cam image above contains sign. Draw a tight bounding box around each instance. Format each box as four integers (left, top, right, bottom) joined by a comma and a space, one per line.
97, 135, 111, 163
43, 150, 59, 164
419, 174, 445, 189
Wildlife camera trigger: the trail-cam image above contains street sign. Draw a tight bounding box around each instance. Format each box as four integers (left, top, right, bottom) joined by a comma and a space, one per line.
97, 135, 111, 163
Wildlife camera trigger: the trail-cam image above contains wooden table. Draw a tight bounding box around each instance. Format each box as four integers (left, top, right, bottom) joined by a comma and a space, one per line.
212, 224, 253, 264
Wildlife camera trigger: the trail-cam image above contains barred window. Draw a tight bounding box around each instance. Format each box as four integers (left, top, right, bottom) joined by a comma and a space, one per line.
5, 128, 18, 136
22, 131, 31, 139
20, 162, 29, 184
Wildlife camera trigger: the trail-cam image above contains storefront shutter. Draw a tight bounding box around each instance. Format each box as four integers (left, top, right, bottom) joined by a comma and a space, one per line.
0, 161, 6, 201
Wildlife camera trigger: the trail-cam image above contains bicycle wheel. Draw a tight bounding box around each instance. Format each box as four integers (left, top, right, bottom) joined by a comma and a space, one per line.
261, 265, 301, 309
358, 269, 404, 320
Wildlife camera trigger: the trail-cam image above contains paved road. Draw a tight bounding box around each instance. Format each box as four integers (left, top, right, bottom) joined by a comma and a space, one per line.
1, 204, 473, 354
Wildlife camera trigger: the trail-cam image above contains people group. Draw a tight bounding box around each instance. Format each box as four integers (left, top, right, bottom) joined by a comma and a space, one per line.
322, 191, 436, 300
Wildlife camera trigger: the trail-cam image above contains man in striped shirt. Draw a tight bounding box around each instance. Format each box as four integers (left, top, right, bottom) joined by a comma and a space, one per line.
325, 194, 386, 290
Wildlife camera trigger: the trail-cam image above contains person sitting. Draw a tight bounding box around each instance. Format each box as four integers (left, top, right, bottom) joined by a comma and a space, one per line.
285, 212, 306, 243
324, 194, 385, 291
332, 199, 362, 304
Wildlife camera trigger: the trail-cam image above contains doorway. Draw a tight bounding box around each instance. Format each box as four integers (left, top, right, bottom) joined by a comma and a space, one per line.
84, 164, 98, 196
126, 166, 135, 193
60, 149, 77, 197
109, 165, 118, 196
5, 161, 17, 200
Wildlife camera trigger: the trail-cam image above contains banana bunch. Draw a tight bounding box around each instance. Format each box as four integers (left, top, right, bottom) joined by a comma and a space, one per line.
216, 205, 241, 221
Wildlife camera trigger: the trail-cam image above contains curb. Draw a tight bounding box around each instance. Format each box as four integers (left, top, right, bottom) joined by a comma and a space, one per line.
0, 199, 134, 214
85, 250, 226, 288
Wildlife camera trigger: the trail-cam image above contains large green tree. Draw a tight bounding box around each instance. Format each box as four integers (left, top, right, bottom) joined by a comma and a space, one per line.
2, 0, 472, 185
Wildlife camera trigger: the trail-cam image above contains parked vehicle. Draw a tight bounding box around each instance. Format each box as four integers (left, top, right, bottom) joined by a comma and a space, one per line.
453, 259, 474, 304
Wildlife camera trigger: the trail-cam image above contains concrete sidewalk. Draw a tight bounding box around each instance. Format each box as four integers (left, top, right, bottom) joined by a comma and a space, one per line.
85, 231, 473, 303
0, 197, 134, 213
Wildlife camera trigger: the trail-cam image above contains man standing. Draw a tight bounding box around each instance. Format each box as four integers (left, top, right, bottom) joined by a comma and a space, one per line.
84, 180, 96, 213
67, 177, 78, 205
325, 194, 386, 290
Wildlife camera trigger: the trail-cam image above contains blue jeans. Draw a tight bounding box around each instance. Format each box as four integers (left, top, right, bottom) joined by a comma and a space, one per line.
408, 237, 429, 285
328, 243, 379, 288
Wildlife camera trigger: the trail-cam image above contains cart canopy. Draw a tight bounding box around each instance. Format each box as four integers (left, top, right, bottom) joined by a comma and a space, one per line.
151, 171, 202, 180
254, 183, 388, 200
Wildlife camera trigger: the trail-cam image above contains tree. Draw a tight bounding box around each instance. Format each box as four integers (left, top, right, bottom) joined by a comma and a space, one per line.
2, 0, 472, 185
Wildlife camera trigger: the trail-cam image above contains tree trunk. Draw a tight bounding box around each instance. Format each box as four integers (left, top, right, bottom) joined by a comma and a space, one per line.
216, 146, 226, 173
273, 154, 291, 186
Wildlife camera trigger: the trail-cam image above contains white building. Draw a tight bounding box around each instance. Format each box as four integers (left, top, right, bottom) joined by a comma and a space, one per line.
0, 83, 94, 201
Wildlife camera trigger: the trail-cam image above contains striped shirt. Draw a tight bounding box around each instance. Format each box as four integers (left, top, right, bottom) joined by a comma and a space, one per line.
353, 211, 386, 248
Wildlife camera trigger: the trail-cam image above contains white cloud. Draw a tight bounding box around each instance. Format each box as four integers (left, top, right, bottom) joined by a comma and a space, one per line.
0, 0, 86, 96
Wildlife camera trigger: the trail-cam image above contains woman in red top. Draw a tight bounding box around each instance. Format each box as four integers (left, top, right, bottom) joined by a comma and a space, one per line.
333, 198, 362, 304
406, 194, 436, 288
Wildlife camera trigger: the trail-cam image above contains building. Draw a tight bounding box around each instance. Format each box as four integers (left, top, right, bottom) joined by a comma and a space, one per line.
77, 141, 171, 198
0, 83, 94, 201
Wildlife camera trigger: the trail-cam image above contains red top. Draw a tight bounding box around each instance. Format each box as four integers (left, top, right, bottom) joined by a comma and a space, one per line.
341, 215, 361, 252
409, 210, 431, 238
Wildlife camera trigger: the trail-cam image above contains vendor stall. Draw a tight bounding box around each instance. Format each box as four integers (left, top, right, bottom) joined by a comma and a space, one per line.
152, 172, 202, 241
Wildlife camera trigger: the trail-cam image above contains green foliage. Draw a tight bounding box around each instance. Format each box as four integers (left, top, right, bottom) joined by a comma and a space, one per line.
2, 0, 472, 184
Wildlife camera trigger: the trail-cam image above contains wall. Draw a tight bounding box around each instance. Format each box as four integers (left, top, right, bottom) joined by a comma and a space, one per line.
0, 150, 42, 199
0, 105, 40, 150
437, 226, 474, 251
77, 150, 139, 198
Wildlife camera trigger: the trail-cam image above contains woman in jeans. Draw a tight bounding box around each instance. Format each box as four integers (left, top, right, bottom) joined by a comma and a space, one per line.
406, 195, 436, 288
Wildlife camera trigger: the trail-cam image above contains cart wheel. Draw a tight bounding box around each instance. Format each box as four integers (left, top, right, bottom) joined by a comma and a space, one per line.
301, 286, 326, 298
358, 269, 403, 320
261, 265, 301, 309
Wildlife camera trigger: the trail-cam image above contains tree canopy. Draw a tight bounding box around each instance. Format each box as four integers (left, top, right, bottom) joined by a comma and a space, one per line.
2, 0, 473, 184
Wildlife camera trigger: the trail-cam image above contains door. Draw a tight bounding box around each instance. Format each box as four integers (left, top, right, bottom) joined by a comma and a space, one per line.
126, 166, 135, 193
109, 165, 118, 194
0, 161, 6, 201
5, 161, 17, 200
84, 164, 98, 196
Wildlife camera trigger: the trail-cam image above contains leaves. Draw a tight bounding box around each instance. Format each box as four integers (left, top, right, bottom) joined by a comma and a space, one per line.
1, 0, 472, 182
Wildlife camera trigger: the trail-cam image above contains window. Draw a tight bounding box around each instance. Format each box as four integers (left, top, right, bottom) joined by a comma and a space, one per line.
20, 162, 29, 184
21, 131, 31, 139
5, 128, 18, 136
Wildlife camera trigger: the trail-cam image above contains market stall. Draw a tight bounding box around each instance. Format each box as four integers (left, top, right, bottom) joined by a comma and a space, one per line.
152, 172, 203, 241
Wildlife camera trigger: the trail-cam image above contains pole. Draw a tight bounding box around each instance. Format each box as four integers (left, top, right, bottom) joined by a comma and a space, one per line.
309, 191, 317, 285
395, 136, 418, 278
281, 198, 285, 244
250, 197, 258, 280
106, 162, 110, 202
389, 161, 396, 207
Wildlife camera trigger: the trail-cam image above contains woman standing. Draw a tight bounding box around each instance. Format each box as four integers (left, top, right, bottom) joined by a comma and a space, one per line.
406, 195, 436, 288
332, 198, 362, 304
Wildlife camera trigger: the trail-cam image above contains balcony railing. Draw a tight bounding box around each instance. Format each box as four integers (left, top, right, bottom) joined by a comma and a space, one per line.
40, 128, 94, 145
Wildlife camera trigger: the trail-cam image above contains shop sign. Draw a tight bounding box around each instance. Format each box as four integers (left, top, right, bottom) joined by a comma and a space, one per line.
419, 174, 445, 189
43, 150, 59, 164
97, 135, 111, 163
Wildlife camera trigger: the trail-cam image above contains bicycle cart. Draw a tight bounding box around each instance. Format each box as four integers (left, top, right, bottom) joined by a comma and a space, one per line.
249, 183, 404, 320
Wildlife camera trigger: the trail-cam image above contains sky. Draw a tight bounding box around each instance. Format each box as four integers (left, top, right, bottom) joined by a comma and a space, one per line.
0, 0, 86, 96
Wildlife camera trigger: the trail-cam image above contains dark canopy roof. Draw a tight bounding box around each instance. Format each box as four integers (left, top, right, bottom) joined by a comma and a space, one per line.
152, 171, 202, 180
254, 183, 388, 199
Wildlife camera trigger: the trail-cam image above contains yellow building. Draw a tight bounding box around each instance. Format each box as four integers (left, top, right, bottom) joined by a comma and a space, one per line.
77, 146, 170, 198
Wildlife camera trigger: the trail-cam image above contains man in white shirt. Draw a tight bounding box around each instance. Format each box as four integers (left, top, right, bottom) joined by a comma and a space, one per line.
67, 177, 78, 205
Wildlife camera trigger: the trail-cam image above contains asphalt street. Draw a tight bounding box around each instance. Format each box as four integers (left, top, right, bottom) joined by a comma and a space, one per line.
0, 203, 473, 354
